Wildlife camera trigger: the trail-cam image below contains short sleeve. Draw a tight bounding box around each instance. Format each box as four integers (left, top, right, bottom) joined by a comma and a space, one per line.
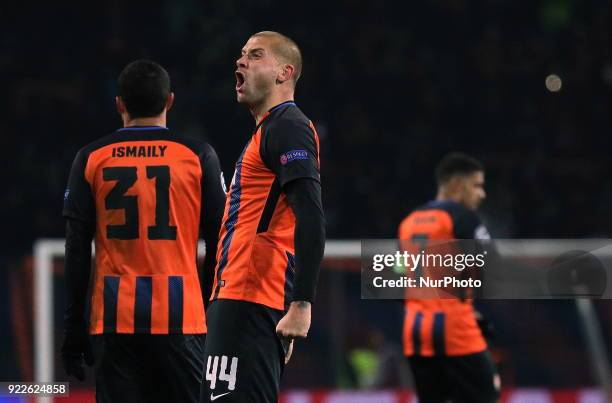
261, 117, 320, 187
63, 149, 95, 223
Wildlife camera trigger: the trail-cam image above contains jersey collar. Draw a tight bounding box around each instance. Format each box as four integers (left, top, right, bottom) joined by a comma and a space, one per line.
117, 125, 169, 132
255, 100, 296, 128
426, 199, 461, 208
268, 100, 296, 113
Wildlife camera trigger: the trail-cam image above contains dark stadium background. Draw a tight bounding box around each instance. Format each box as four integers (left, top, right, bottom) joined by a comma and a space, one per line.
2, 0, 612, 399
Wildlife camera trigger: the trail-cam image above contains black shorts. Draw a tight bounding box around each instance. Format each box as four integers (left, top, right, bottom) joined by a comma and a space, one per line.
407, 350, 500, 403
93, 333, 205, 403
201, 299, 288, 403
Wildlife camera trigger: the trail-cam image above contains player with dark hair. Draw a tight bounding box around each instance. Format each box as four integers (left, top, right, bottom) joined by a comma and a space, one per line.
398, 152, 500, 402
62, 59, 226, 403
201, 31, 325, 402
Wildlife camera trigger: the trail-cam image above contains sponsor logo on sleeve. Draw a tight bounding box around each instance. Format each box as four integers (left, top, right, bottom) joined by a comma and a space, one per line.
280, 149, 308, 165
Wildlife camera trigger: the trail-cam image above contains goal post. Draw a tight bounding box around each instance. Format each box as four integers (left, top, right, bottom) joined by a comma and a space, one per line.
33, 239, 65, 385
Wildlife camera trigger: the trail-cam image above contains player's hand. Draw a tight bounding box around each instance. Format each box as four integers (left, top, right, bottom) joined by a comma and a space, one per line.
276, 301, 311, 340
61, 326, 94, 381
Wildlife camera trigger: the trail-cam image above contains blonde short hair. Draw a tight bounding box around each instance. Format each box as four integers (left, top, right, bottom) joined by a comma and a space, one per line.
252, 31, 302, 85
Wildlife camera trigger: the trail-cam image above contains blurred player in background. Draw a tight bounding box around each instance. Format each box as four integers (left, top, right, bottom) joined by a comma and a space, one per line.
201, 31, 325, 402
398, 152, 500, 403
62, 60, 226, 403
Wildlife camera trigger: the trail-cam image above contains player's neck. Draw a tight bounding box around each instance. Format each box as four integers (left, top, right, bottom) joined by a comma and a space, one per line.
123, 115, 167, 128
436, 191, 462, 205
250, 93, 294, 125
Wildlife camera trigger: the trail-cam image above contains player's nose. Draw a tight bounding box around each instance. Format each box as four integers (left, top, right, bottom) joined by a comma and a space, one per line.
236, 55, 247, 68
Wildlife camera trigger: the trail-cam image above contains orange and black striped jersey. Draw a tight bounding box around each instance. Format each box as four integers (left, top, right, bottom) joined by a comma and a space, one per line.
398, 200, 491, 356
211, 101, 321, 311
63, 126, 226, 335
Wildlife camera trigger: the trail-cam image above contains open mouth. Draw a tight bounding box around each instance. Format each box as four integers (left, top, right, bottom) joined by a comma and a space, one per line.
235, 71, 245, 91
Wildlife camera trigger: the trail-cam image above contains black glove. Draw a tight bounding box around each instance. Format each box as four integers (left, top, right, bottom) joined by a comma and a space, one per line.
475, 310, 495, 340
61, 325, 94, 381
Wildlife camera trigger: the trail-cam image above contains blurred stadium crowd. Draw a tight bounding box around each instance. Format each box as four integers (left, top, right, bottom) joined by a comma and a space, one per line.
2, 0, 612, 391
5, 0, 612, 256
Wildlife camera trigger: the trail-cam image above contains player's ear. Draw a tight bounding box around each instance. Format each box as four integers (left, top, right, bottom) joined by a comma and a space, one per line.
277, 64, 295, 84
165, 92, 175, 112
448, 176, 463, 193
115, 96, 126, 115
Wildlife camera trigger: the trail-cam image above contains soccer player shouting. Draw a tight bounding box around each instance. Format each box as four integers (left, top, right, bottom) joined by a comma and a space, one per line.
62, 60, 226, 403
202, 32, 325, 402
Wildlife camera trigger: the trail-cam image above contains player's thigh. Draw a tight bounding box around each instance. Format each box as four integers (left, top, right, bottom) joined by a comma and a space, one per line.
446, 350, 500, 403
147, 334, 205, 403
202, 299, 284, 403
93, 334, 150, 403
406, 356, 451, 403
